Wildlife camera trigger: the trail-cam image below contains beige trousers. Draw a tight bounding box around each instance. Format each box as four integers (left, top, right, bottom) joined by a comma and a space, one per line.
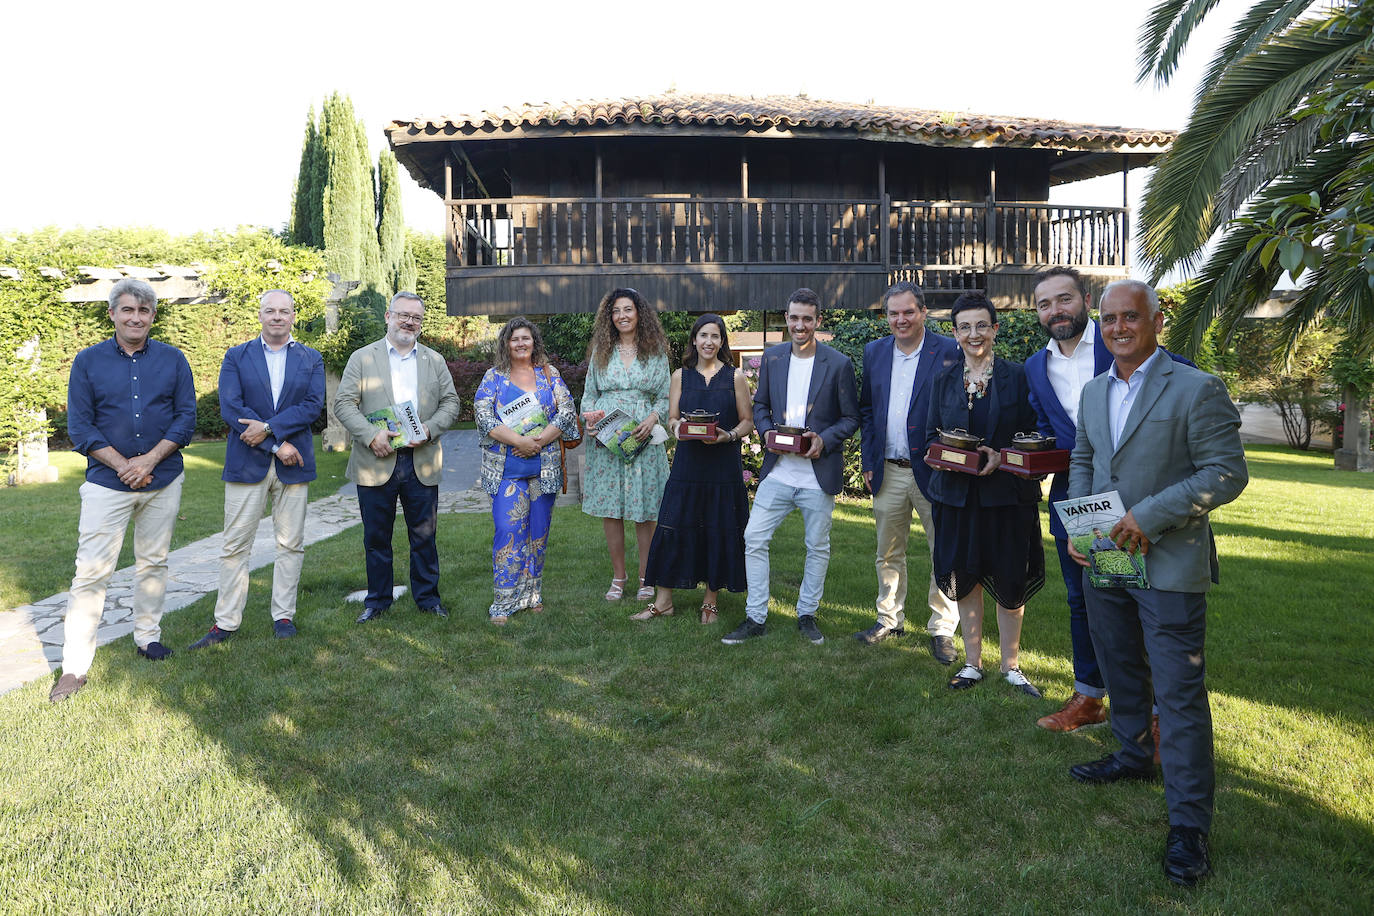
213, 463, 308, 630
62, 474, 185, 676
872, 466, 959, 635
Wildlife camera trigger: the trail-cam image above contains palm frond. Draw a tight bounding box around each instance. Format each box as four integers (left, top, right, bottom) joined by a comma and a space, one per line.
1216, 116, 1324, 219
1194, 0, 1318, 103
1138, 0, 1226, 86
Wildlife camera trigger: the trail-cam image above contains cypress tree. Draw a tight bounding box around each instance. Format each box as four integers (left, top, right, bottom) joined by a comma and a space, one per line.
288, 108, 319, 247
320, 93, 363, 281
356, 118, 384, 301
377, 151, 408, 295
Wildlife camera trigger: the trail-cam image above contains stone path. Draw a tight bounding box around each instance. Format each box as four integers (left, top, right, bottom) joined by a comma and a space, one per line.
0, 430, 586, 697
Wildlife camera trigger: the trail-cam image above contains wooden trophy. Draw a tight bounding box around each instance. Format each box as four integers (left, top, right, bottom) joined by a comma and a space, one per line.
678, 410, 720, 441
765, 425, 808, 454
925, 427, 985, 475
999, 432, 1070, 478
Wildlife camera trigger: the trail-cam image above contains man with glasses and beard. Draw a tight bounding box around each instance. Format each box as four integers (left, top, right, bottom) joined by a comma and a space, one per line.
334, 292, 460, 623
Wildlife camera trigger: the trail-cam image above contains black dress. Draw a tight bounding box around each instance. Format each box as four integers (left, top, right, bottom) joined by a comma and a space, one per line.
930, 371, 1045, 608
642, 366, 749, 592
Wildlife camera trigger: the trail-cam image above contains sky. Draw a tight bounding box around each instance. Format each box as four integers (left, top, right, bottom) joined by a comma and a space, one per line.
1, 0, 1245, 270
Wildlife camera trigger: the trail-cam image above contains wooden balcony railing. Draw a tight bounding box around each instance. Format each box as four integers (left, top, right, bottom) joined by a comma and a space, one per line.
447, 197, 1127, 271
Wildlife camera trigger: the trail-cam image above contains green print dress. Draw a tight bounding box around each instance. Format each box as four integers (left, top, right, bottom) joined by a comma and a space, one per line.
581, 351, 671, 522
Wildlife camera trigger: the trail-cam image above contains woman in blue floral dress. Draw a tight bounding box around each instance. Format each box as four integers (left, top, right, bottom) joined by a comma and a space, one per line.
580, 288, 671, 603
474, 318, 579, 623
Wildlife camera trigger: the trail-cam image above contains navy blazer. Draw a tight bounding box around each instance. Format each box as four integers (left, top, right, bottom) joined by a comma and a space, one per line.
924, 357, 1041, 508
859, 331, 960, 499
218, 338, 325, 485
753, 341, 860, 496
1025, 321, 1196, 537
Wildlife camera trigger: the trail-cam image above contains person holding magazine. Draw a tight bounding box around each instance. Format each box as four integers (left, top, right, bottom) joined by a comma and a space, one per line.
474, 318, 580, 624
635, 314, 754, 623
580, 288, 671, 604
923, 291, 1045, 697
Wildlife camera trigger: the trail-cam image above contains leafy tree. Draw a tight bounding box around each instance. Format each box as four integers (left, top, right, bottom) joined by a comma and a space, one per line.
1137, 0, 1374, 361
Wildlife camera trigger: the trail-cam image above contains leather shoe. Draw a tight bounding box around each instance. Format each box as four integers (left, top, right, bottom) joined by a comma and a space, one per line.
188, 625, 234, 650
1036, 692, 1107, 732
49, 673, 87, 703
1163, 826, 1211, 886
929, 634, 957, 665
853, 623, 904, 645
273, 619, 297, 639
356, 606, 387, 623
1069, 753, 1156, 784
419, 604, 449, 619
136, 641, 172, 661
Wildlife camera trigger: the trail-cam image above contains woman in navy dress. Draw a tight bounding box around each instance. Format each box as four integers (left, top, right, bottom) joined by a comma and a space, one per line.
636, 315, 754, 624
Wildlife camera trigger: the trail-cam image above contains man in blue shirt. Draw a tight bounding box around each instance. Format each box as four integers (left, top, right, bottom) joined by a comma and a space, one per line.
50, 278, 196, 703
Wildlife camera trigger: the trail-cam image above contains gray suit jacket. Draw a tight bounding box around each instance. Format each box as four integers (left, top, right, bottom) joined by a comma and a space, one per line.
334, 338, 461, 487
1069, 351, 1248, 593
753, 341, 859, 496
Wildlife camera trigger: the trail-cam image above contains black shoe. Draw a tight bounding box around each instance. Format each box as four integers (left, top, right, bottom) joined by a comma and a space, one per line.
356, 606, 387, 623
721, 620, 766, 644
1163, 826, 1211, 886
797, 616, 824, 645
136, 641, 172, 661
188, 625, 234, 650
419, 604, 449, 619
273, 619, 297, 639
49, 673, 87, 703
929, 634, 957, 665
1069, 753, 1156, 785
947, 664, 984, 689
1004, 666, 1042, 698
854, 623, 904, 645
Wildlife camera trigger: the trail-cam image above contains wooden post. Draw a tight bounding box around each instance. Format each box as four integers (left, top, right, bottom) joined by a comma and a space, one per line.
985, 156, 997, 272
741, 144, 750, 265
444, 154, 456, 269
595, 143, 604, 264
878, 153, 890, 275
1122, 154, 1131, 270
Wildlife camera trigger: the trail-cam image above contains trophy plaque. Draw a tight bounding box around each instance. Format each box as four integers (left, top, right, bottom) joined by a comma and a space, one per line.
998, 431, 1070, 477
926, 427, 985, 475
765, 425, 808, 454
678, 410, 719, 441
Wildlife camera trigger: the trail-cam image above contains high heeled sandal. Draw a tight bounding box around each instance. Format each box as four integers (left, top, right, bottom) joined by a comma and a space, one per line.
629, 603, 674, 621
636, 578, 654, 601
605, 577, 628, 601
699, 603, 718, 624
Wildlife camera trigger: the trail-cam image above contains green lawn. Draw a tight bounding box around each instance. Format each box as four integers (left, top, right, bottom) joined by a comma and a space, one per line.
0, 445, 1370, 913
0, 437, 350, 612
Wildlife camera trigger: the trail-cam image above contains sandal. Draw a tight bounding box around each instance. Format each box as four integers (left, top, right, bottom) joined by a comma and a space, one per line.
529, 604, 544, 614
605, 577, 628, 601
636, 578, 654, 601
490, 615, 509, 626
699, 602, 718, 625
947, 664, 984, 690
629, 603, 674, 621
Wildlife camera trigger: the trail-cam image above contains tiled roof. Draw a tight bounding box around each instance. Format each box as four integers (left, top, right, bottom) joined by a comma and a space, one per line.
388, 93, 1173, 150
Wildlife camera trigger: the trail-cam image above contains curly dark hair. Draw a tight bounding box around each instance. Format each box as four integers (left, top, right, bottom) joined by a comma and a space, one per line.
589, 287, 668, 368
682, 313, 734, 369
494, 316, 551, 374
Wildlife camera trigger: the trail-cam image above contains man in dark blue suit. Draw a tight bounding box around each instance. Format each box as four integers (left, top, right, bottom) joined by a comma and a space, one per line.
189, 289, 325, 648
1025, 267, 1193, 732
855, 282, 962, 662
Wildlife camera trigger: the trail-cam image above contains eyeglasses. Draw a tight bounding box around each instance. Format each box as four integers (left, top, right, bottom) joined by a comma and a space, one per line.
954, 322, 993, 336
391, 311, 424, 326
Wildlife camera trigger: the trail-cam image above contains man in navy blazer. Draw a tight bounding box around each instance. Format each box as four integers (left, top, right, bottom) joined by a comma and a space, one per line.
722, 288, 859, 646
1026, 267, 1196, 733
855, 282, 961, 662
190, 290, 325, 648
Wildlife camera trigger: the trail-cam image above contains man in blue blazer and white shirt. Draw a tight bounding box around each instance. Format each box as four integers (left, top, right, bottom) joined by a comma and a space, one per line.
190, 289, 325, 648
1026, 267, 1196, 733
855, 281, 961, 662
722, 288, 859, 646
1066, 279, 1247, 886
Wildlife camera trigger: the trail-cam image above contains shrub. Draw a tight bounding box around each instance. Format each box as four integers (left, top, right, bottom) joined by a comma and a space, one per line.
195, 390, 228, 438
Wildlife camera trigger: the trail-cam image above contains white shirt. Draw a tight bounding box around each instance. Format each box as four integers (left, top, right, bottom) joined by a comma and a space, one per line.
769, 352, 821, 490
884, 336, 923, 459
1106, 347, 1163, 448
1045, 321, 1097, 426
388, 341, 420, 408
261, 335, 293, 409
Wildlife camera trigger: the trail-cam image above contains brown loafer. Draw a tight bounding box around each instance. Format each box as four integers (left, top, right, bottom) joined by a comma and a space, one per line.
1036, 692, 1107, 732
49, 673, 87, 704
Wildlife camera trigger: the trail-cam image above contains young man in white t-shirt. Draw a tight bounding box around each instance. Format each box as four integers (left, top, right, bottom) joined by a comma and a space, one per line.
722, 289, 859, 645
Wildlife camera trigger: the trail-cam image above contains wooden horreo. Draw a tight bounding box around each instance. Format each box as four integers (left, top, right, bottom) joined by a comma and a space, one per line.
385, 95, 1173, 316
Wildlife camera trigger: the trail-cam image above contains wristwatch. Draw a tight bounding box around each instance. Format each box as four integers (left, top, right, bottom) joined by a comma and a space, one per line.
263, 421, 272, 436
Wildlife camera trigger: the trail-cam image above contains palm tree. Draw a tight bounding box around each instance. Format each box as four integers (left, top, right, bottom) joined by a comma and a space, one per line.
1136, 0, 1374, 361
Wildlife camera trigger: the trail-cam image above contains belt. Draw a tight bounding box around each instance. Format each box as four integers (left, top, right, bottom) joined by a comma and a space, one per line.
885, 457, 912, 468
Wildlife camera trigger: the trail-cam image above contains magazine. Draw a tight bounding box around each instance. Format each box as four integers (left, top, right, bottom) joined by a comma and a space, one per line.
497, 388, 548, 437
1052, 489, 1149, 589
365, 399, 426, 449
593, 407, 667, 463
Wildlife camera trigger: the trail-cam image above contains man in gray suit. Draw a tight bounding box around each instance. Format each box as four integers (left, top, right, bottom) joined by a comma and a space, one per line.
334, 292, 461, 623
722, 288, 859, 646
1066, 280, 1248, 887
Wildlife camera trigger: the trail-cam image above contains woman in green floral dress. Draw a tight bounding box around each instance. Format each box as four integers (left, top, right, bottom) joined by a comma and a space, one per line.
580, 288, 671, 602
